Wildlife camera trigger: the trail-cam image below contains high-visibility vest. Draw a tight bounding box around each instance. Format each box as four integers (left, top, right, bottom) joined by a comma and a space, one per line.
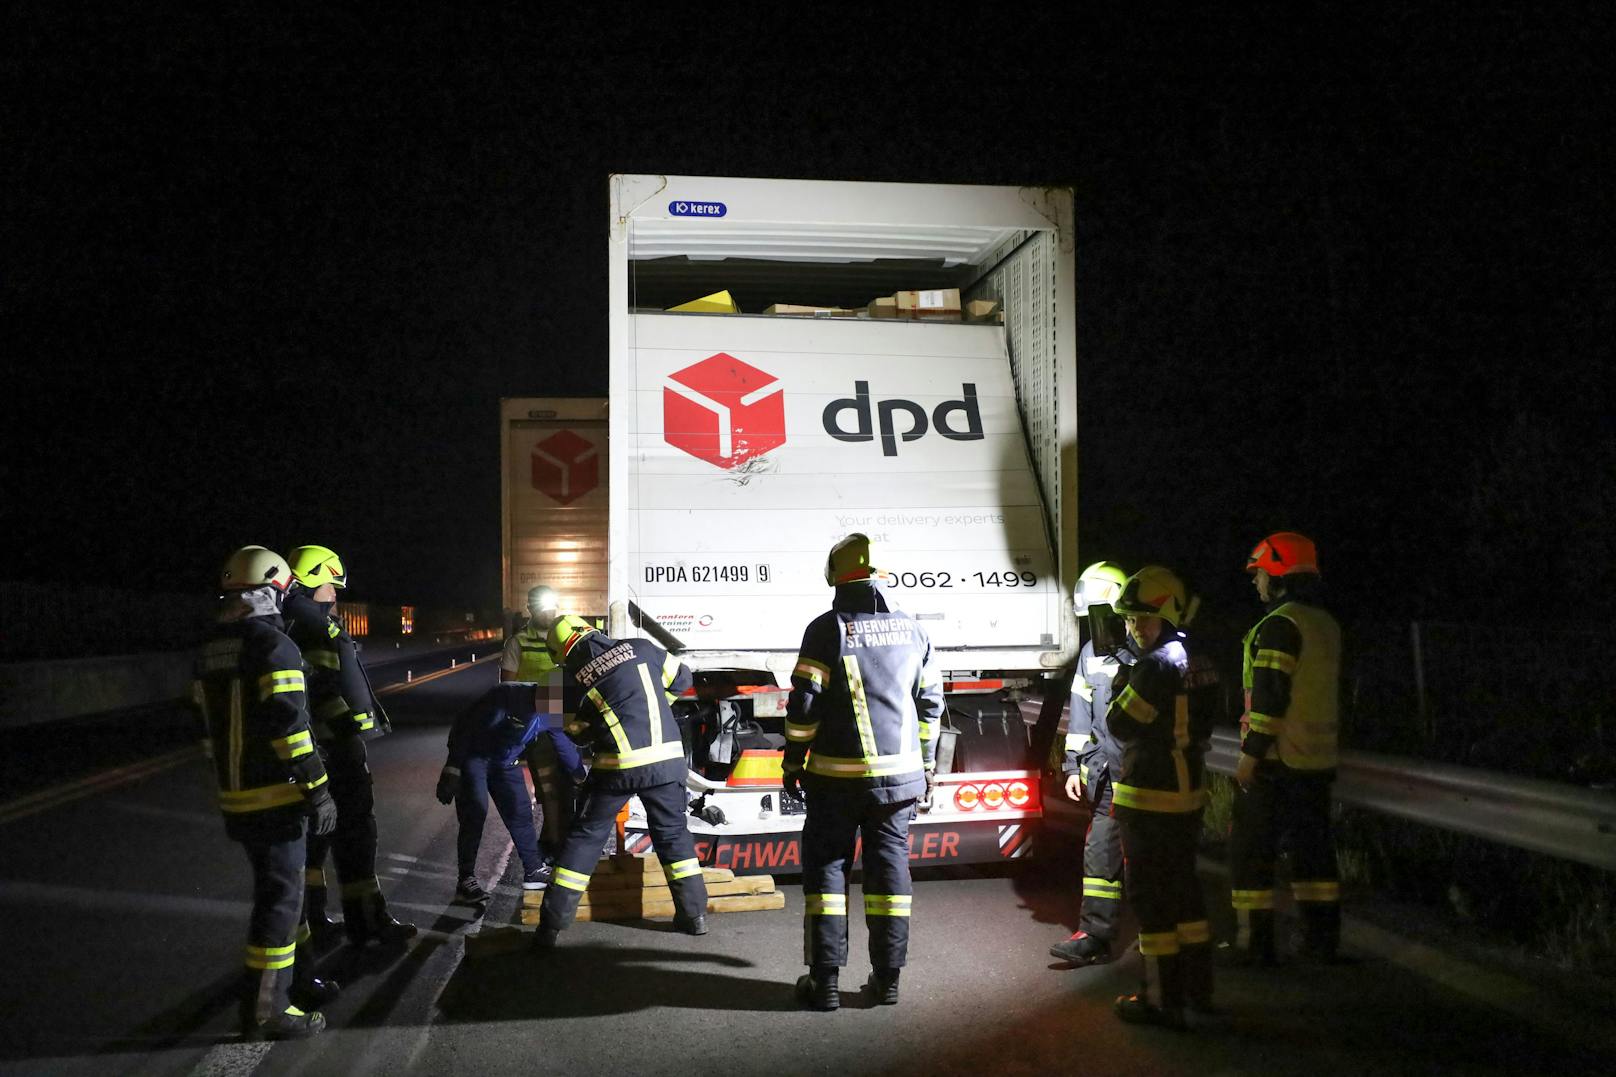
1242, 600, 1340, 770
514, 628, 556, 682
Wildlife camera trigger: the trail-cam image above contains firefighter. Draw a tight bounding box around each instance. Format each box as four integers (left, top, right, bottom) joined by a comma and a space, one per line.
532, 616, 707, 948
784, 534, 945, 1011
1106, 566, 1224, 1029
438, 680, 585, 904
194, 546, 339, 1040
1050, 561, 1131, 967
282, 545, 416, 946
500, 585, 573, 857
1229, 532, 1343, 964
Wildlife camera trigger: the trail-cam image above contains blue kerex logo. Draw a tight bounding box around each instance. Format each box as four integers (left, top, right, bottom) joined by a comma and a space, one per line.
668, 200, 727, 217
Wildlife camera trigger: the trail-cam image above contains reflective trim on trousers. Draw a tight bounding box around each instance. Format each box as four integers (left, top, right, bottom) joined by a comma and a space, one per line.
805, 893, 848, 916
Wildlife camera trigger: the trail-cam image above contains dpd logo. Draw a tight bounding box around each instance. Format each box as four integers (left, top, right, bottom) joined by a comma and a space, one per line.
663, 353, 786, 469
531, 429, 599, 505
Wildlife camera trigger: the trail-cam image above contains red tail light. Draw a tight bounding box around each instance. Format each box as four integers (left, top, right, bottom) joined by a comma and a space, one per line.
1006, 779, 1031, 808
954, 784, 981, 811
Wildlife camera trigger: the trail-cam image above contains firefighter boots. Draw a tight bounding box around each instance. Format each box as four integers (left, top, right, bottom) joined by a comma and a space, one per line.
343, 894, 418, 946
865, 967, 900, 1005
290, 975, 342, 1011
674, 913, 708, 936
304, 884, 342, 944
1050, 930, 1112, 966
241, 1004, 326, 1041
796, 967, 840, 1011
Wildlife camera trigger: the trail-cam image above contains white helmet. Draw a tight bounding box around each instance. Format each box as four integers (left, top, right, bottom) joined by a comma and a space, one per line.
221, 546, 294, 592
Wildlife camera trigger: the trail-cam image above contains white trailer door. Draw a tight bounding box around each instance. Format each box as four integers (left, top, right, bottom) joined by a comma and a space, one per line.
621, 313, 1059, 654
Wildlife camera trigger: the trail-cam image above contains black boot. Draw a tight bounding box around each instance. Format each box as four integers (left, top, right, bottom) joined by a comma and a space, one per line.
1220, 909, 1279, 967
673, 913, 708, 936
242, 1005, 326, 1041
304, 885, 342, 944
1050, 931, 1113, 966
1115, 953, 1185, 1029
344, 893, 418, 946
865, 967, 900, 1005
290, 976, 341, 1010
795, 966, 840, 1011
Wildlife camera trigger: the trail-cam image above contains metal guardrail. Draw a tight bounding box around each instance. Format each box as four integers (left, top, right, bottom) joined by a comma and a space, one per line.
1205, 729, 1616, 872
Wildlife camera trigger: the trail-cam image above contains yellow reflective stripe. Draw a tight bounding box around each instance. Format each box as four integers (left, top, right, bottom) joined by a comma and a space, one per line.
805, 893, 848, 916
1248, 711, 1282, 735
1079, 763, 1090, 784
258, 670, 305, 700
1138, 930, 1180, 957
664, 858, 702, 881
1230, 889, 1276, 910
1177, 920, 1212, 945
270, 730, 313, 760
1292, 880, 1341, 903
793, 657, 830, 689
864, 894, 912, 916
592, 741, 685, 770
918, 711, 937, 744
244, 942, 297, 969
341, 876, 381, 899
1083, 878, 1123, 899
305, 650, 341, 670
1115, 685, 1156, 723
805, 750, 923, 778
1112, 782, 1208, 813
843, 656, 878, 760
327, 621, 340, 638
218, 783, 304, 812
353, 712, 375, 729
554, 866, 592, 892
662, 653, 682, 688
586, 688, 634, 755
784, 720, 819, 743
302, 773, 329, 793
1253, 648, 1297, 674
638, 664, 663, 748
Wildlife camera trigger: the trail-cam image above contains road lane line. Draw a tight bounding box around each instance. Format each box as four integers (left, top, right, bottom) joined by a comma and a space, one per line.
0, 745, 201, 825
374, 654, 498, 696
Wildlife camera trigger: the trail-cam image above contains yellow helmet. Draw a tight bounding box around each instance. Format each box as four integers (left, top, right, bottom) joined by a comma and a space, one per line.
288, 545, 348, 590
825, 533, 882, 586
1073, 560, 1128, 615
221, 546, 294, 592
546, 614, 599, 662
1114, 565, 1189, 627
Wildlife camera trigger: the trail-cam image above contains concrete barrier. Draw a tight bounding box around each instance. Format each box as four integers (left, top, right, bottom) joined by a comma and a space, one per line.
0, 652, 193, 730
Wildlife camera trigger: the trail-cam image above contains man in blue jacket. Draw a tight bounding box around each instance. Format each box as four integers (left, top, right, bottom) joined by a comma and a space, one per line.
437, 681, 585, 905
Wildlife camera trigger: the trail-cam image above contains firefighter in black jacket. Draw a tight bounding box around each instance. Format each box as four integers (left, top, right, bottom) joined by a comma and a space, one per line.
195, 547, 340, 1040
1106, 566, 1224, 1029
1051, 561, 1131, 967
1230, 532, 1343, 964
282, 545, 417, 946
785, 534, 946, 1011
532, 617, 707, 948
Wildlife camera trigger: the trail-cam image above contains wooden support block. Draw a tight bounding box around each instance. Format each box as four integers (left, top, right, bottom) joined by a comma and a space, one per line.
519, 886, 787, 925
585, 865, 737, 892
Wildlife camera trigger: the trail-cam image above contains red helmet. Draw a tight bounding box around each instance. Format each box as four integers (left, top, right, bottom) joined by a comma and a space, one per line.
1245, 532, 1320, 577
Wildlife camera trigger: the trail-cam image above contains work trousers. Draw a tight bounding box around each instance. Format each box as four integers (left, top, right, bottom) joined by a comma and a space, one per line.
1229, 766, 1340, 958
1117, 806, 1211, 1011
540, 780, 707, 931
237, 823, 313, 1026
456, 755, 544, 877
801, 792, 916, 971
525, 736, 575, 850
305, 739, 386, 912
1078, 772, 1124, 941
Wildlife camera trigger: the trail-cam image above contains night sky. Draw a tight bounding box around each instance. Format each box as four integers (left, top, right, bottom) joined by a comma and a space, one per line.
4, 6, 1611, 627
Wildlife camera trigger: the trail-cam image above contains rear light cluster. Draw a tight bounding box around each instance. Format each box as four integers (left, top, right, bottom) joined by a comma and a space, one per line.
952, 779, 1034, 812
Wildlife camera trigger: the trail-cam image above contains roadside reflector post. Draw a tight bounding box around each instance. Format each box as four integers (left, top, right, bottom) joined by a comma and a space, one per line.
406, 670, 413, 682
451, 658, 457, 669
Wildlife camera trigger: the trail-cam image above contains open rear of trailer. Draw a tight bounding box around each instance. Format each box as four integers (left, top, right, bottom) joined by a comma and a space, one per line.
506, 174, 1077, 872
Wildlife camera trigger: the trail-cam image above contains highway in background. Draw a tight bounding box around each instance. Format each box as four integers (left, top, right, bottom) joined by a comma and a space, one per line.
1, 657, 1612, 1076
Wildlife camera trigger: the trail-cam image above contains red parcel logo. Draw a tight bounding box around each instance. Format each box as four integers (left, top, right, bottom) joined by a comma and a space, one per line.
662, 353, 786, 469
531, 429, 599, 505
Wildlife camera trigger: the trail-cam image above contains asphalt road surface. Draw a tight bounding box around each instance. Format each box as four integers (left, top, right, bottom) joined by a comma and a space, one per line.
1, 657, 1611, 1076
